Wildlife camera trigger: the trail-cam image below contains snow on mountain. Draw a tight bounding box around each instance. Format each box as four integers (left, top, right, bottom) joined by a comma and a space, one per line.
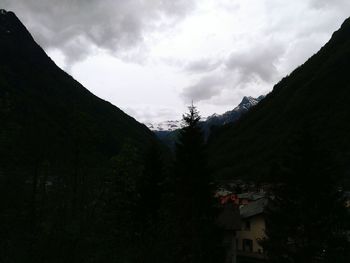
145, 120, 182, 132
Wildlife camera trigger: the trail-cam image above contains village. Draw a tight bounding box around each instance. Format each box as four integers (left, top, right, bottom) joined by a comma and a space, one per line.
215, 181, 350, 263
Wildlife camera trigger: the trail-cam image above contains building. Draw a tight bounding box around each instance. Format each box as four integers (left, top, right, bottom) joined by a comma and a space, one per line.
236, 198, 268, 262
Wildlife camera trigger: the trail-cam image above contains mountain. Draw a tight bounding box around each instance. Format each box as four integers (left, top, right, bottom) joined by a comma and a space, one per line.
208, 17, 350, 181
0, 9, 157, 184
203, 95, 264, 136
147, 95, 264, 148
0, 10, 169, 261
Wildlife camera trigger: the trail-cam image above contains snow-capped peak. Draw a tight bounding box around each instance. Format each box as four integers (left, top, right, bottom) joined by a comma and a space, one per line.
239, 96, 259, 107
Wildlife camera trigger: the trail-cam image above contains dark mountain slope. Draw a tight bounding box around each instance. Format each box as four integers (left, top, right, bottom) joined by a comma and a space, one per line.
0, 10, 168, 262
208, 17, 350, 180
0, 9, 156, 177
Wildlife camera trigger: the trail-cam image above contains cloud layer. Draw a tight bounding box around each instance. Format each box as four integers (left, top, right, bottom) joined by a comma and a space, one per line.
3, 0, 195, 64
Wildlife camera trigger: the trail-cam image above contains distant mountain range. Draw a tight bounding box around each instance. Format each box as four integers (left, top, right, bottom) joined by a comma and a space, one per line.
146, 95, 264, 148
146, 96, 264, 132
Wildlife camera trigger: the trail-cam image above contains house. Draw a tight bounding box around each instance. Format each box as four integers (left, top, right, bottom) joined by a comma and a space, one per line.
216, 188, 268, 262
236, 198, 268, 262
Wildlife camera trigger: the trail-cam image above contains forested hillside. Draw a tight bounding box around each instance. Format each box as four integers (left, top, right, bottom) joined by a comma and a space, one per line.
208, 17, 350, 182
0, 10, 161, 262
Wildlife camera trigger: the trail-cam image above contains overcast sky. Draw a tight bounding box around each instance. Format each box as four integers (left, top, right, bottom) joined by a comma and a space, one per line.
3, 0, 350, 123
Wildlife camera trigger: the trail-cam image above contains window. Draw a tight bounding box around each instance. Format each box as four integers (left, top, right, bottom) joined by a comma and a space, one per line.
244, 220, 251, 230
242, 239, 253, 252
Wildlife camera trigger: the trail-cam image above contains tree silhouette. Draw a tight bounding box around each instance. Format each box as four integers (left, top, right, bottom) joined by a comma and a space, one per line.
169, 104, 220, 263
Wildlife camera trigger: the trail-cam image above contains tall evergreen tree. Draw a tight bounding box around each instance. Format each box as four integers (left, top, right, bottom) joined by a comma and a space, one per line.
261, 131, 350, 263
170, 104, 220, 263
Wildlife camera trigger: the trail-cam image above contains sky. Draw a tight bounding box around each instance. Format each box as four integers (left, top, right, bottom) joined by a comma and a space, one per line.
2, 0, 350, 123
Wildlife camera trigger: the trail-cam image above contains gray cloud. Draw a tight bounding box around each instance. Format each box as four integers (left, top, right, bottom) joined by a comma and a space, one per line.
184, 58, 221, 73
225, 42, 285, 83
3, 0, 196, 64
181, 74, 227, 103
181, 41, 285, 103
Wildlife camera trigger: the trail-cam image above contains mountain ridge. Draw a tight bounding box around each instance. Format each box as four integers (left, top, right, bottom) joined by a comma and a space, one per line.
0, 9, 157, 175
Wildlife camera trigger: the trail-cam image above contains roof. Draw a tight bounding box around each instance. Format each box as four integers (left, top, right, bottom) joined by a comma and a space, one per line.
215, 188, 232, 197
237, 192, 265, 201
240, 198, 268, 219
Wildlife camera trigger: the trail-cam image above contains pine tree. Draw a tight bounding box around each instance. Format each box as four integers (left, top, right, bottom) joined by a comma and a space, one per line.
170, 104, 219, 263
261, 132, 350, 263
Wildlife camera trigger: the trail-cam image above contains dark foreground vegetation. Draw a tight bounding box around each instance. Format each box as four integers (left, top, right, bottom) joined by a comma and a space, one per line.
0, 103, 223, 263
261, 131, 350, 263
